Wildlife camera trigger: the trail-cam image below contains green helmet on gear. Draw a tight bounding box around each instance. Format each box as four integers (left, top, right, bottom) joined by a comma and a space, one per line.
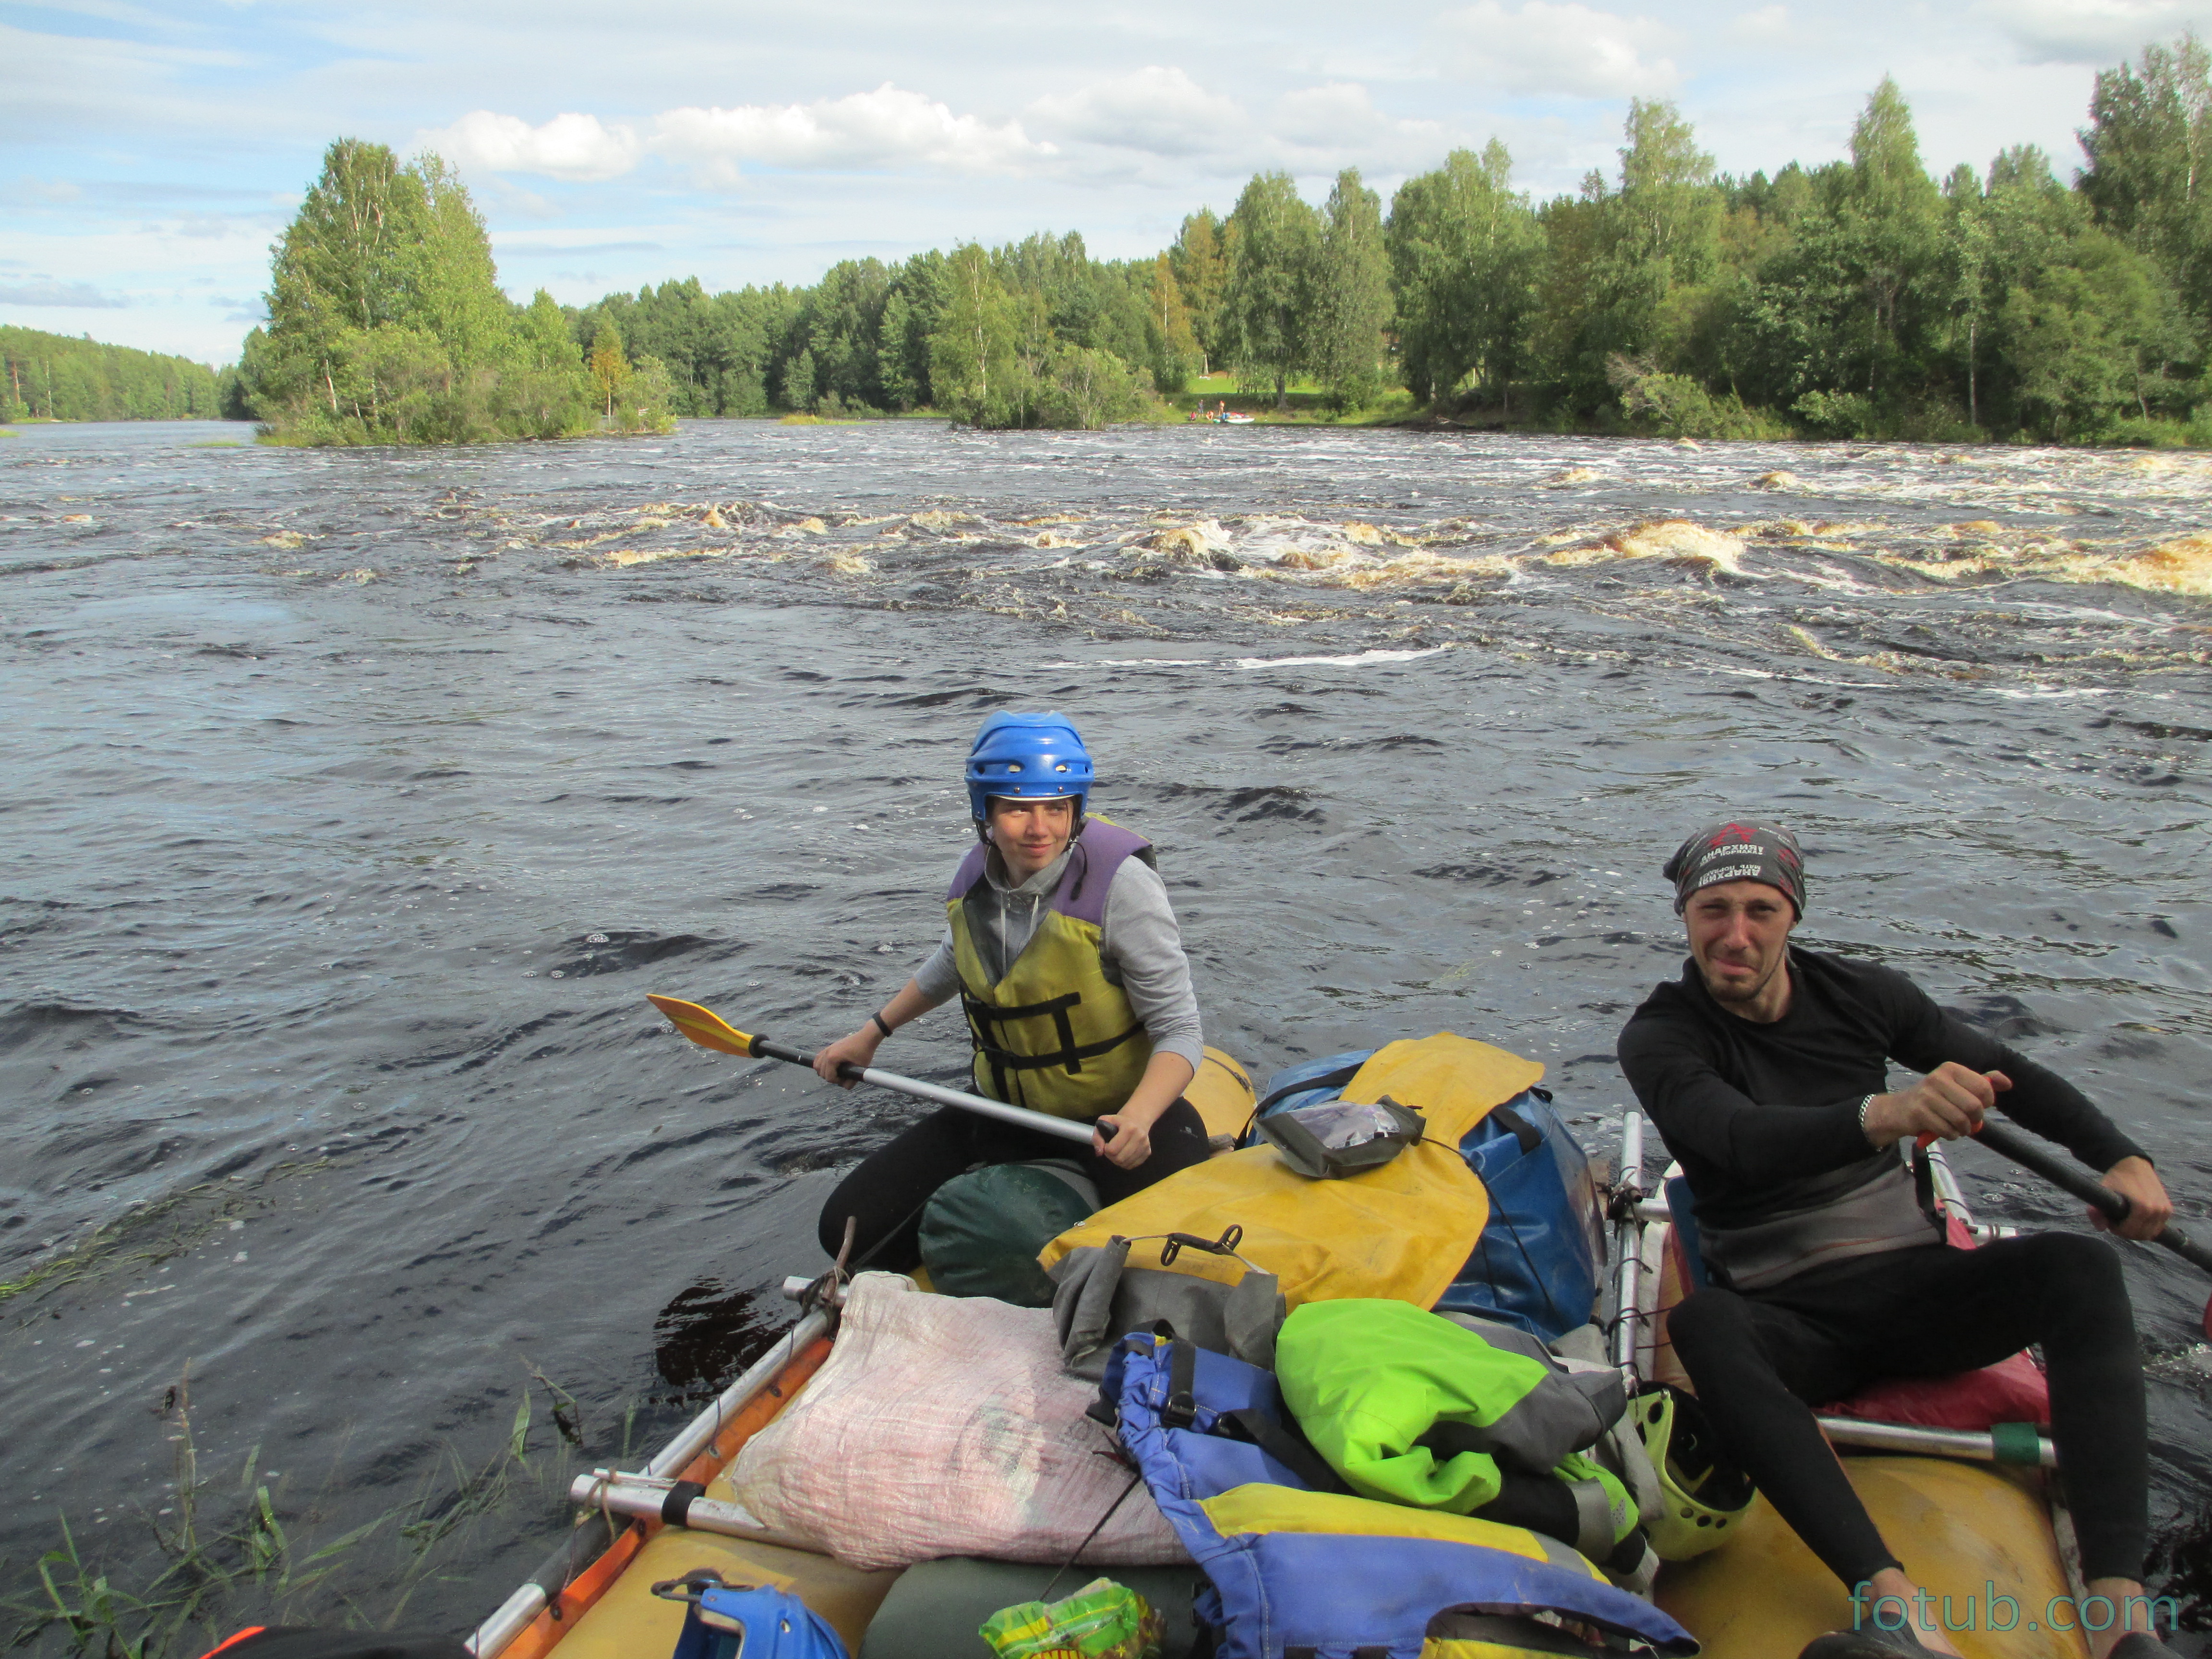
1629, 1385, 1755, 1561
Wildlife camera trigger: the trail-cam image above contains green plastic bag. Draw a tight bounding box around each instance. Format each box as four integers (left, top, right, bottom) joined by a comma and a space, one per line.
979, 1576, 1163, 1659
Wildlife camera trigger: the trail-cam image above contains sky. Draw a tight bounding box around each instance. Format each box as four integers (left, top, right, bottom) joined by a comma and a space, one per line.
6, 0, 2212, 367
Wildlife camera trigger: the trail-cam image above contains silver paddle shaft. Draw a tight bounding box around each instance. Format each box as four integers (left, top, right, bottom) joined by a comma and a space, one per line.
748, 1034, 1095, 1144
846, 1060, 1096, 1144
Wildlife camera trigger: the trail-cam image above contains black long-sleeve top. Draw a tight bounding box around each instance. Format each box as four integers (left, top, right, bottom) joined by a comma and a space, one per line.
1617, 946, 2147, 1228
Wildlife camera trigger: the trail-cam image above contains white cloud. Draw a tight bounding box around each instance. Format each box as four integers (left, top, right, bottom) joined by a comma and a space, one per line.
421, 110, 644, 182
652, 84, 1052, 183
1978, 0, 2212, 65
1734, 4, 1790, 40
1271, 83, 1454, 172
1027, 66, 1248, 157
1438, 0, 1681, 98
1275, 82, 1386, 148
3, 176, 83, 205
0, 279, 126, 307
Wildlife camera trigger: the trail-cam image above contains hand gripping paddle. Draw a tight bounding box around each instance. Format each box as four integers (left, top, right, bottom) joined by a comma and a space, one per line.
646, 993, 1094, 1147
1970, 1115, 2212, 1339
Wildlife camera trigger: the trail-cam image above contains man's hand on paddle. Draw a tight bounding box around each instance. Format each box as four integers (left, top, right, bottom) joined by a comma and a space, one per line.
2097, 1155, 2174, 1241
1863, 1061, 2003, 1147
1868, 1070, 2175, 1241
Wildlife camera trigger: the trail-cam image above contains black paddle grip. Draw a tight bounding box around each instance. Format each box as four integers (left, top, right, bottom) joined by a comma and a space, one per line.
1975, 1117, 2212, 1277
750, 1034, 871, 1086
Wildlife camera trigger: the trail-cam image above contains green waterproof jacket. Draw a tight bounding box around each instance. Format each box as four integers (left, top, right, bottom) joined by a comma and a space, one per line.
1274, 1298, 1638, 1551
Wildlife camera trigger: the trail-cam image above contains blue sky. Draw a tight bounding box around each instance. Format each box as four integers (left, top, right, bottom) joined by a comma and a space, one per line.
6, 0, 2211, 367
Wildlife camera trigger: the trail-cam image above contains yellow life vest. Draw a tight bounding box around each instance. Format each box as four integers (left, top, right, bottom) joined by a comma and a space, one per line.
945, 820, 1157, 1121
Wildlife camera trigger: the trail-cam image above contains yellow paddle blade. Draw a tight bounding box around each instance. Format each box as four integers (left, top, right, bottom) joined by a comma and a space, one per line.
647, 993, 757, 1057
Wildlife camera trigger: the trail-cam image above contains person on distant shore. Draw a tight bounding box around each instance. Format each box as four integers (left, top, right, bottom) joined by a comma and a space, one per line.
1616, 819, 2175, 1659
811, 711, 1211, 1270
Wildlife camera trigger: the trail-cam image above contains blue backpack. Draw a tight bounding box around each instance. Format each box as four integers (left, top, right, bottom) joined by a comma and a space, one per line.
1250, 1050, 1603, 1342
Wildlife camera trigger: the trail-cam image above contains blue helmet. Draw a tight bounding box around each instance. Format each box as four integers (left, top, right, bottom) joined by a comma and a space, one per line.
965, 711, 1094, 822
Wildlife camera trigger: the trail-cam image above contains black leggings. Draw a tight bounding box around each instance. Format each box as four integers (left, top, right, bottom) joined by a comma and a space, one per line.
815, 1098, 1215, 1273
1667, 1232, 2146, 1588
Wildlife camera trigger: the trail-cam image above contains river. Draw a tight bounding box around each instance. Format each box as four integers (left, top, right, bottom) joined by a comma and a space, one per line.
2, 416, 2209, 1649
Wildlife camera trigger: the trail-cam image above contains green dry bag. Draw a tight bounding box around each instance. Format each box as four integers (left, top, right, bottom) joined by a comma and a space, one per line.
919, 1160, 1099, 1304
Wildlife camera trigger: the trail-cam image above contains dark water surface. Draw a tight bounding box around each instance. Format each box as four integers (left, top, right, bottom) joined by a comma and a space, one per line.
4, 418, 2211, 1647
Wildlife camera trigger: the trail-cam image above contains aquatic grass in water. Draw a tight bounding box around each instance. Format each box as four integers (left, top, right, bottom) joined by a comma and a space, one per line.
1, 1365, 618, 1657
0, 1163, 333, 1315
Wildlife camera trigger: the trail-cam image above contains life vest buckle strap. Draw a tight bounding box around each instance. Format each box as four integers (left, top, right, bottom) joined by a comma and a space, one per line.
964, 988, 1084, 1024
962, 986, 1145, 1079
1162, 1331, 1198, 1431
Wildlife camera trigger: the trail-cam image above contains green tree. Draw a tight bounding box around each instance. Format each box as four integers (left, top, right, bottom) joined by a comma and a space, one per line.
247, 138, 595, 444
2080, 34, 2212, 322
1939, 164, 1994, 427
1534, 101, 1726, 415
589, 319, 632, 417
1171, 210, 1233, 375
1308, 168, 1392, 409
928, 244, 1023, 425
879, 251, 948, 409
1388, 141, 1543, 408
409, 154, 515, 371
2000, 229, 2191, 435
1842, 77, 1944, 394
0, 327, 227, 421
1226, 172, 1322, 409
1148, 252, 1199, 392
520, 290, 580, 373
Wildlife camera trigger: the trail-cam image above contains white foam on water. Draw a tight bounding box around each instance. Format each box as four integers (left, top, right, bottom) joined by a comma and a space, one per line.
1233, 646, 1453, 670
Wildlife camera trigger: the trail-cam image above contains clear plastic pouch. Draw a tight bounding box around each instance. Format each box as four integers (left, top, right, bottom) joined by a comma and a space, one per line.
1257, 1097, 1425, 1179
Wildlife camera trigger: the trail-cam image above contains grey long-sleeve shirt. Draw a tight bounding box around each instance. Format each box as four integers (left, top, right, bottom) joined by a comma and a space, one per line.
913, 842, 1204, 1071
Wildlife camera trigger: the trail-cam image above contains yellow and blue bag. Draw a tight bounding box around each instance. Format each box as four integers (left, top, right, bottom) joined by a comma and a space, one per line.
1101, 1331, 1695, 1659
1245, 1044, 1602, 1341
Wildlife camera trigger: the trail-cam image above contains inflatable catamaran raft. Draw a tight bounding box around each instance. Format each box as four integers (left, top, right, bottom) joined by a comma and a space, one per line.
467, 1026, 2091, 1659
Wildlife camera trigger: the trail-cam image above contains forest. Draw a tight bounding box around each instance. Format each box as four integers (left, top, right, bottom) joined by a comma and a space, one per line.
46, 32, 2212, 444
0, 328, 231, 423
560, 37, 2212, 444
231, 141, 675, 445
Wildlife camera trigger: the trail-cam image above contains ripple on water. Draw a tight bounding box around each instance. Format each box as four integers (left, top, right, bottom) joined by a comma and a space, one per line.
0, 418, 2208, 1637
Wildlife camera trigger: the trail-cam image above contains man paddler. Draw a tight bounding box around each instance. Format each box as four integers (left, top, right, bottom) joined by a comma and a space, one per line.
812, 710, 1212, 1270
1616, 819, 2177, 1659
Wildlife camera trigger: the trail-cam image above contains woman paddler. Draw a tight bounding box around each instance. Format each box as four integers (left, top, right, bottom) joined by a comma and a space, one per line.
811, 710, 1212, 1270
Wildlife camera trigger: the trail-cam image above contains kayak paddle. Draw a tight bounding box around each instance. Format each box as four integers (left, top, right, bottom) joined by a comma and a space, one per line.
646, 993, 1094, 1147
1972, 1115, 2212, 1337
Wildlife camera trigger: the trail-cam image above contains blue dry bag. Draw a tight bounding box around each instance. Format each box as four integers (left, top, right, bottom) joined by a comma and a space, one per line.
1251, 1051, 1603, 1342
657, 1571, 848, 1659
1433, 1089, 1603, 1341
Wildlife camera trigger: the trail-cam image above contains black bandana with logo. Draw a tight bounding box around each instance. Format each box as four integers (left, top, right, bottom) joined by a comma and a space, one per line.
1663, 819, 1806, 915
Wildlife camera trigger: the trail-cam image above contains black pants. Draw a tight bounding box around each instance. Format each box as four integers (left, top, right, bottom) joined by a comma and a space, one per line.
815, 1097, 1215, 1273
1667, 1232, 2146, 1588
